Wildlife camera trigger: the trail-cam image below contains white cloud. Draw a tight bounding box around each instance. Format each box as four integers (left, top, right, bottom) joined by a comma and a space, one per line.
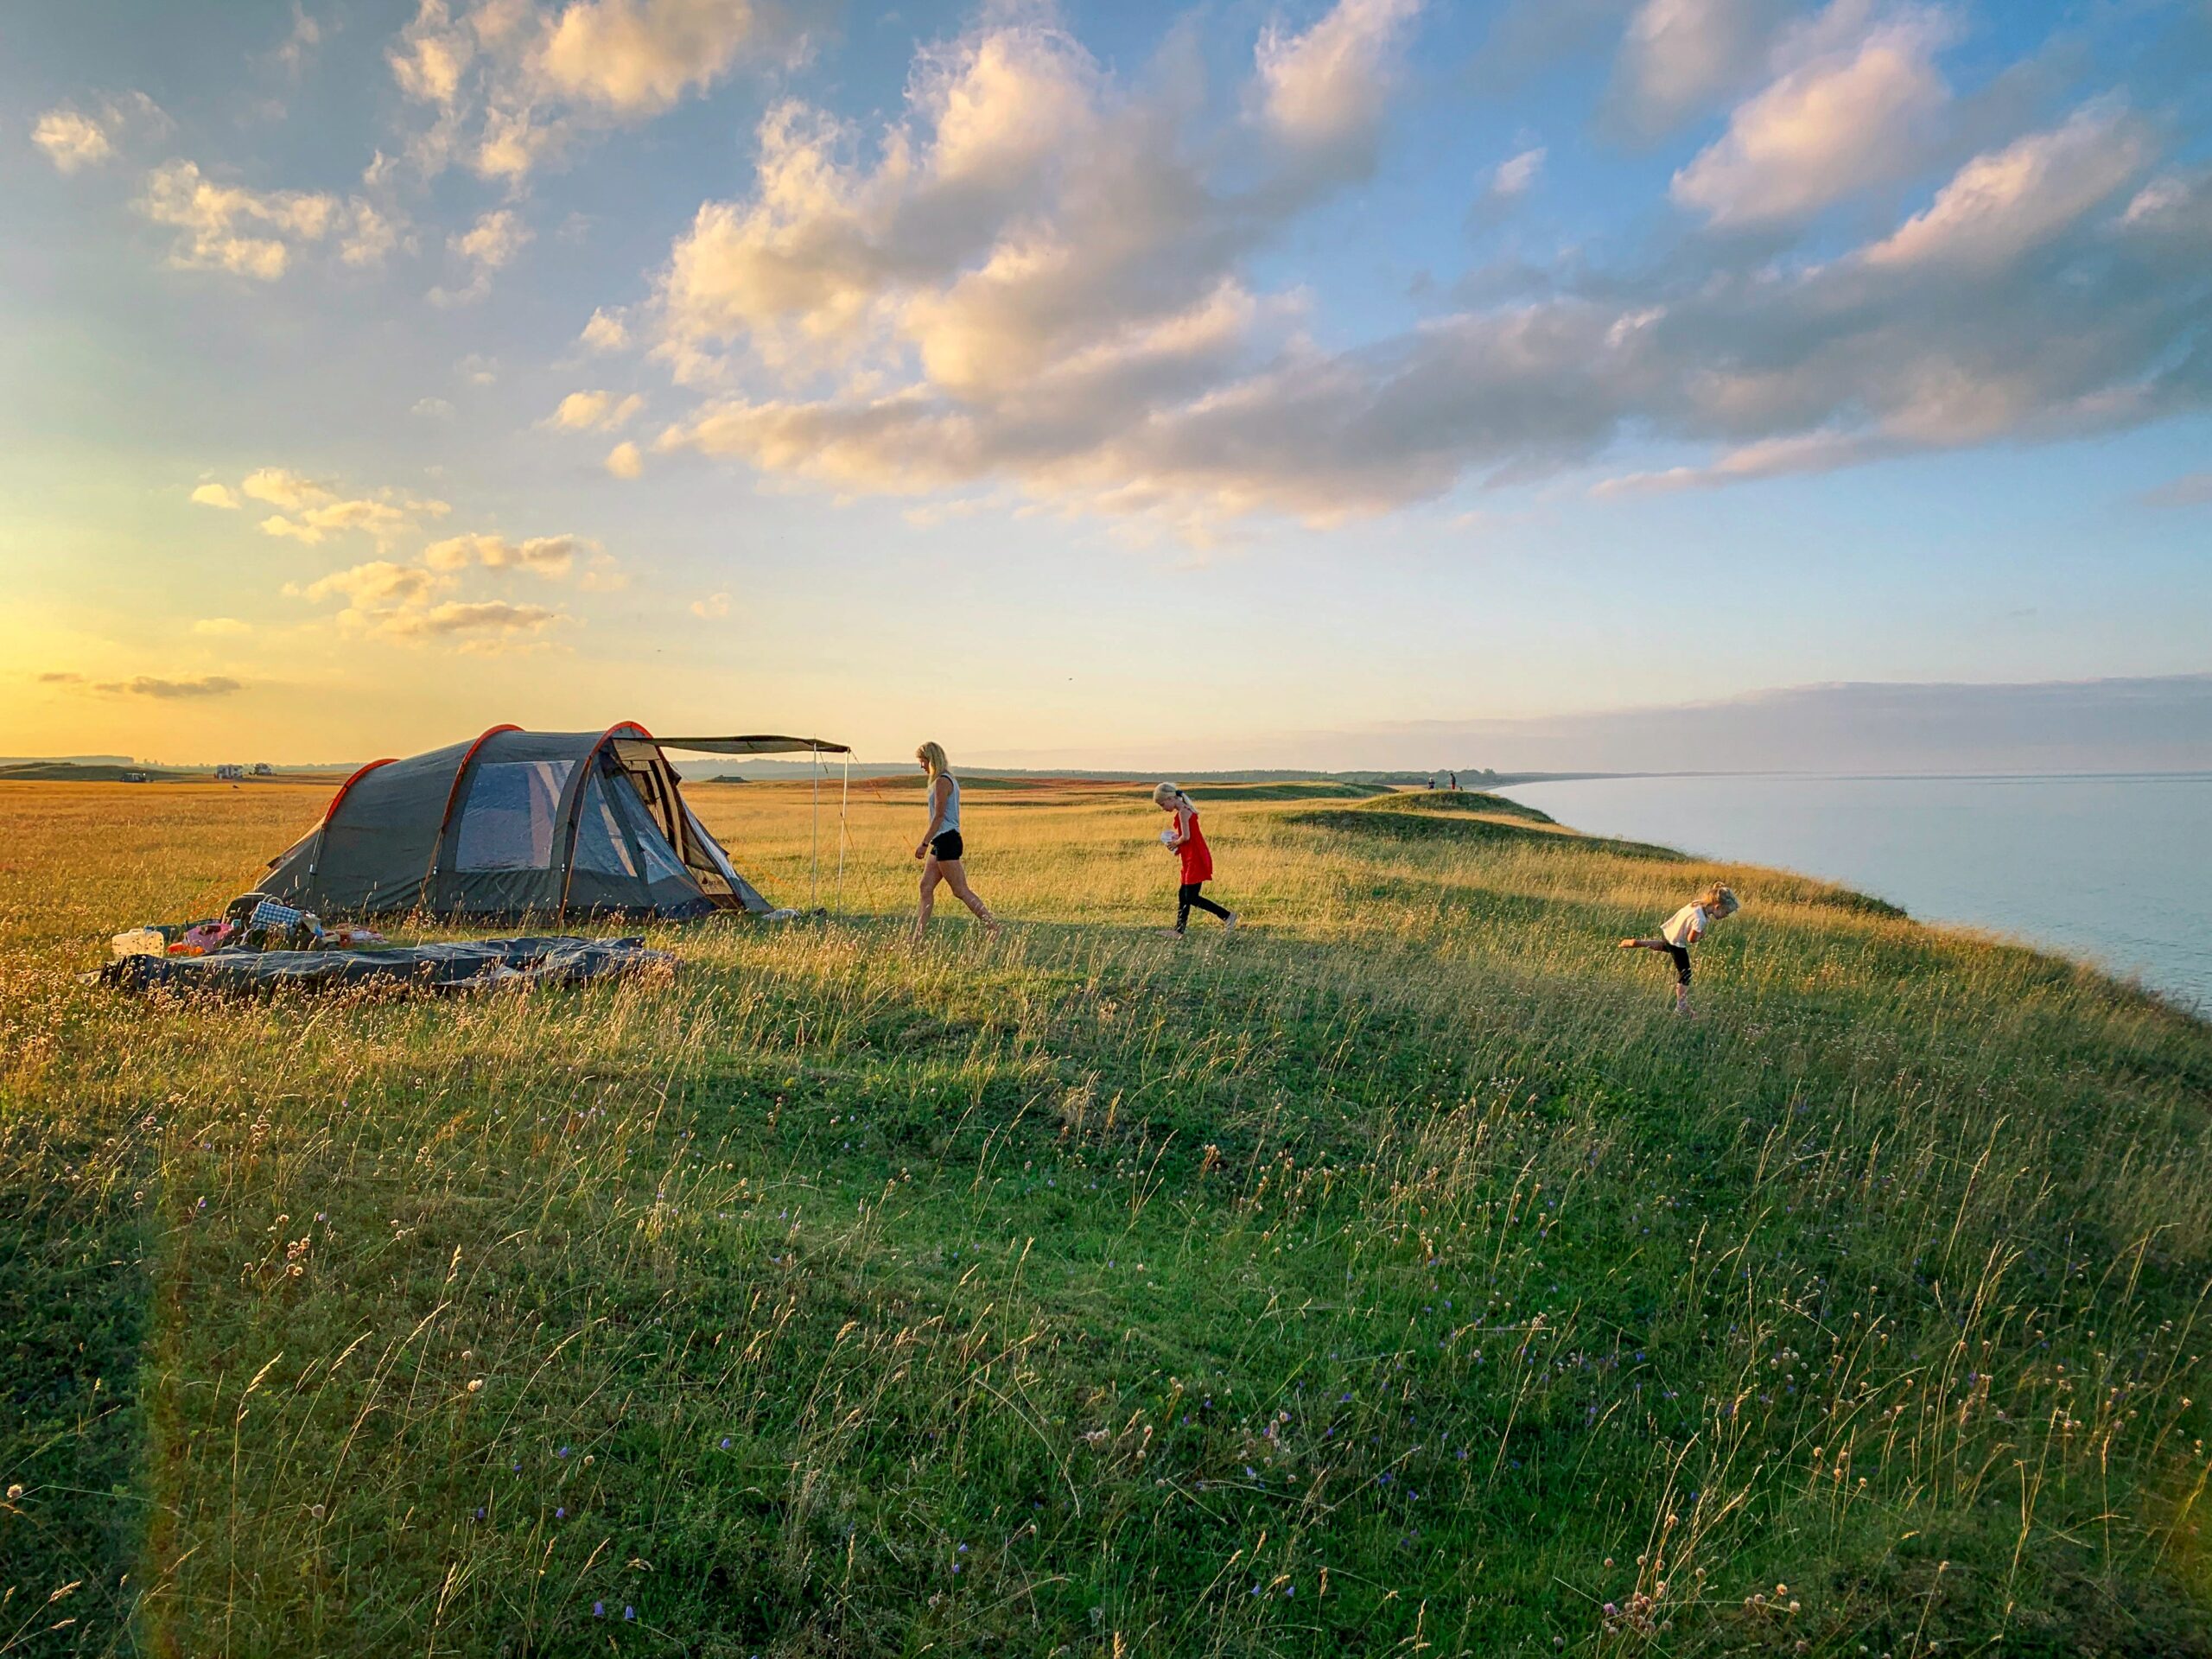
298, 559, 451, 608
291, 561, 567, 649
539, 0, 766, 114
382, 599, 564, 642
262, 500, 424, 546
340, 200, 404, 267
606, 440, 645, 479
581, 307, 631, 351
1256, 0, 1423, 159
546, 390, 645, 431
31, 92, 168, 173
690, 592, 731, 618
137, 159, 393, 280
137, 161, 336, 280
388, 0, 805, 184
1611, 0, 1789, 132
33, 108, 116, 173
269, 3, 326, 79
189, 482, 241, 510
422, 531, 593, 578
96, 675, 244, 699
1491, 146, 1546, 199
433, 207, 531, 303
650, 0, 1414, 415
240, 467, 336, 510
1866, 103, 2145, 271
1672, 6, 1952, 228
220, 467, 448, 546
609, 1, 2203, 536
412, 396, 457, 419
192, 616, 253, 637
457, 353, 499, 385
455, 206, 529, 267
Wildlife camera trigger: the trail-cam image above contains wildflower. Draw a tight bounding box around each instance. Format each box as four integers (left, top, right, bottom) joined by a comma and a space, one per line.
593, 1602, 605, 1618
5, 1484, 22, 1500
467, 1379, 483, 1393
309, 1503, 325, 1519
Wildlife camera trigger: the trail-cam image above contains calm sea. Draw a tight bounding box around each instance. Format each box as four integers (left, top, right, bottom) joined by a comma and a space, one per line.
1496, 772, 2212, 1014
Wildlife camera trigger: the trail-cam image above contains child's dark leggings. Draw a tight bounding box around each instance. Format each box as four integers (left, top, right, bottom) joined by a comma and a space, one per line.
1662, 944, 1692, 985
1178, 883, 1230, 931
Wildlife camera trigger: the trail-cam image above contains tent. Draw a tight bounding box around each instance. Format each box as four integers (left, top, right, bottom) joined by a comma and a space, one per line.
261, 723, 849, 921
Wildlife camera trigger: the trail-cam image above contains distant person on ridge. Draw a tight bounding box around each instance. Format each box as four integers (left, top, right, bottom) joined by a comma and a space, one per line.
1154, 783, 1238, 938
1619, 883, 1740, 1015
912, 742, 999, 943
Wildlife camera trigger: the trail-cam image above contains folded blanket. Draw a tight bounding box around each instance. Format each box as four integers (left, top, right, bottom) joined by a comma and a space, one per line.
98, 936, 677, 996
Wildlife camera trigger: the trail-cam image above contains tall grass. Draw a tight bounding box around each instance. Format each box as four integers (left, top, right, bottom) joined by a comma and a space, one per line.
1, 779, 2207, 1656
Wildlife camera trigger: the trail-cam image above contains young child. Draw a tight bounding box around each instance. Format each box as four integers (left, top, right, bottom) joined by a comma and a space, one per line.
1619, 883, 1739, 1015
1153, 783, 1238, 938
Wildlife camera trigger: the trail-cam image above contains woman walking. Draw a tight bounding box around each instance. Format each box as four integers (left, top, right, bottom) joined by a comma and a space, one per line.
912, 741, 999, 942
1154, 782, 1238, 938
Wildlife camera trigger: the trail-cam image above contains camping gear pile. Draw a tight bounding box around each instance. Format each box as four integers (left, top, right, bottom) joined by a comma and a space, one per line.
100, 935, 676, 997
111, 892, 385, 963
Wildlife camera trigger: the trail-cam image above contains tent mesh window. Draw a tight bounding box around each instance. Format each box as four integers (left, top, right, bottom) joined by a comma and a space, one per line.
454, 760, 575, 872
572, 767, 640, 879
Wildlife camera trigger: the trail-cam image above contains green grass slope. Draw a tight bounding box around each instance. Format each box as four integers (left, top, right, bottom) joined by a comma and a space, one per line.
0, 783, 2206, 1657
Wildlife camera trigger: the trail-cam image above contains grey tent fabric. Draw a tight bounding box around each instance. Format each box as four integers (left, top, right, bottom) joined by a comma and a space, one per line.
100, 937, 675, 996
262, 722, 797, 922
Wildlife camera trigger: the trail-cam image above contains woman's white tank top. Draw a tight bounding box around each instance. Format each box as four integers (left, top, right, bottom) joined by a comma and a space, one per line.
934, 774, 962, 833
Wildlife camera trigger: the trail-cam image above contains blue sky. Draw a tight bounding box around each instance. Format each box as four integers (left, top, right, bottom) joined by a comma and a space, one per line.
2, 0, 2207, 767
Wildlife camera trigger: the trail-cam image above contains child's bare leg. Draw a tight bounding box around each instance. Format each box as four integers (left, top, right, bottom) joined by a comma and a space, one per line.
1618, 936, 1663, 950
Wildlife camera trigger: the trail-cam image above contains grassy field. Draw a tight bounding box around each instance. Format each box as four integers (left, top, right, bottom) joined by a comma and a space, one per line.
3, 779, 2209, 1657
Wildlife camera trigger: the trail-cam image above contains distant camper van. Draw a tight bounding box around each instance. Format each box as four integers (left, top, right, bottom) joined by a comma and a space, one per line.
123, 771, 149, 784
215, 764, 245, 781
251, 762, 275, 776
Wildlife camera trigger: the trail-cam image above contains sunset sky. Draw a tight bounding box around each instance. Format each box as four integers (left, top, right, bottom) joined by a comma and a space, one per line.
3, 0, 2209, 769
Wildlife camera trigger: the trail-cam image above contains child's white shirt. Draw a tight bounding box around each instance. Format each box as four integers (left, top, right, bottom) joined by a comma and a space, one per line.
1662, 904, 1709, 946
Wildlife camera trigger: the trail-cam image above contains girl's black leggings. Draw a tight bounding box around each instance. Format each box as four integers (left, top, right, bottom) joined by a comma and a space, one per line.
1178, 882, 1230, 931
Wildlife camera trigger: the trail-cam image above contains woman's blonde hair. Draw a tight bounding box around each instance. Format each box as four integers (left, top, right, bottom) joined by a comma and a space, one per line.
1701, 883, 1740, 917
1152, 781, 1189, 808
916, 741, 950, 779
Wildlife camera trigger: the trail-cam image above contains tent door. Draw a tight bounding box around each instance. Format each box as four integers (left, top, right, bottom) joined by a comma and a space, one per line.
609, 739, 740, 908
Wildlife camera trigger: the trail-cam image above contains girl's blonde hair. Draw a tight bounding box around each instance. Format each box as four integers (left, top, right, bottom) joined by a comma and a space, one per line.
1701, 883, 1740, 917
916, 741, 950, 779
1153, 781, 1188, 808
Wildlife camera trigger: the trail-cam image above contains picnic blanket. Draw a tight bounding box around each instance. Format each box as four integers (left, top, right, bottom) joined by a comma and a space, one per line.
99, 936, 676, 996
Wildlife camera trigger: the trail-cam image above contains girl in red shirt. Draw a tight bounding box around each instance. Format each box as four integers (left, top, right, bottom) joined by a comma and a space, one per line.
1153, 783, 1238, 938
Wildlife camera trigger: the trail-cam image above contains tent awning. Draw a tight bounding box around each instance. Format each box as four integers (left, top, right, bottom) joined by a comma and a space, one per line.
658, 734, 852, 756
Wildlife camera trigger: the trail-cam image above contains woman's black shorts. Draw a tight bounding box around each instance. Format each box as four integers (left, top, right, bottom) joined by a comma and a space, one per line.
1662, 943, 1692, 985
930, 830, 964, 862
